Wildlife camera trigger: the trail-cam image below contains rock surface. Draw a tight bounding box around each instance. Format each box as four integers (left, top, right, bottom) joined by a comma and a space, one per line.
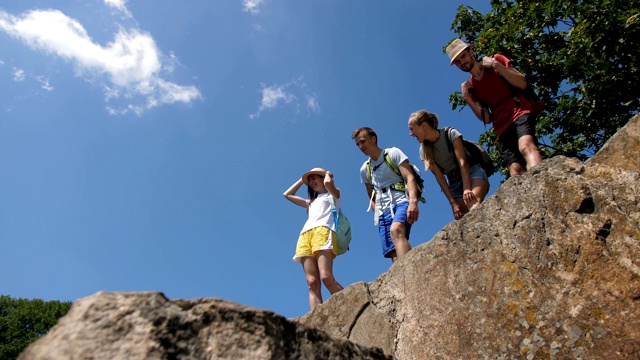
20, 116, 640, 360
18, 292, 390, 360
298, 114, 640, 359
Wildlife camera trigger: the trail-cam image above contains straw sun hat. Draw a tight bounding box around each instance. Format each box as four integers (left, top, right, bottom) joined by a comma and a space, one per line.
446, 39, 471, 65
302, 168, 327, 186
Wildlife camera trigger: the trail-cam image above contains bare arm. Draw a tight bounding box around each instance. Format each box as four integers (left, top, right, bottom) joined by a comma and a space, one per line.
398, 161, 419, 224
451, 137, 477, 207
323, 171, 341, 200
430, 164, 468, 220
461, 81, 492, 124
283, 178, 308, 208
482, 56, 527, 89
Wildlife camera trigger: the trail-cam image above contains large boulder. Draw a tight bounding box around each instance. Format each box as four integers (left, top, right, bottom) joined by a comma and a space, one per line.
586, 113, 640, 171
18, 292, 390, 360
19, 116, 640, 360
298, 114, 640, 359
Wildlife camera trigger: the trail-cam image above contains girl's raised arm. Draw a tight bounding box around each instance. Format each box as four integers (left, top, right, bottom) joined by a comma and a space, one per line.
283, 178, 309, 208
324, 171, 341, 200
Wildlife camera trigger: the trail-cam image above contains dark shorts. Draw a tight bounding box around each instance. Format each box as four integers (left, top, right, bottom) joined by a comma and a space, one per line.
378, 202, 412, 258
498, 114, 538, 167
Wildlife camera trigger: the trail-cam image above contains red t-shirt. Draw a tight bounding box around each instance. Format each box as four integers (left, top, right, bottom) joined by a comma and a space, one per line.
469, 54, 532, 137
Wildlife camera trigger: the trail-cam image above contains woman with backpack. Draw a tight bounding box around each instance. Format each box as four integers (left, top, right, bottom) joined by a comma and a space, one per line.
408, 110, 490, 220
283, 168, 344, 311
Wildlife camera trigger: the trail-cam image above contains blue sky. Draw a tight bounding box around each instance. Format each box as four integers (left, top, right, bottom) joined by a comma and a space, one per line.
0, 0, 498, 318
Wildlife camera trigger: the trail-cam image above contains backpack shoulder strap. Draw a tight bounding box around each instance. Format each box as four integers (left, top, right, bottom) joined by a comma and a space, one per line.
491, 57, 522, 104
382, 148, 400, 176
444, 127, 475, 164
327, 194, 336, 209
327, 194, 339, 227
443, 127, 454, 153
498, 74, 521, 105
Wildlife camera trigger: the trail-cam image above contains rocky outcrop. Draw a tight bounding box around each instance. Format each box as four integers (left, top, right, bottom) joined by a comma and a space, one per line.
19, 116, 640, 360
298, 114, 640, 359
586, 113, 640, 171
18, 292, 390, 360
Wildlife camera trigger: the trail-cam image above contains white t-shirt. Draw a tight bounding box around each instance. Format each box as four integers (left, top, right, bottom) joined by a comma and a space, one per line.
300, 192, 337, 234
359, 147, 409, 213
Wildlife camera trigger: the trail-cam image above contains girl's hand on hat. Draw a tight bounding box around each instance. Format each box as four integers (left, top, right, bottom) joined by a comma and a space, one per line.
324, 171, 334, 187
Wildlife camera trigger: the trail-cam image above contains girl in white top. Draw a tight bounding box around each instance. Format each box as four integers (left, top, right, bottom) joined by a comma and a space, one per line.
283, 167, 344, 311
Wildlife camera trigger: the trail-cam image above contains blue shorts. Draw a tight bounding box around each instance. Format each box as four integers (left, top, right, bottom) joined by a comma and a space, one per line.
378, 201, 412, 258
448, 164, 488, 198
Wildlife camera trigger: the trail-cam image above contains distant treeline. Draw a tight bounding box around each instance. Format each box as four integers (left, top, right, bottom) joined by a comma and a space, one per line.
0, 295, 72, 359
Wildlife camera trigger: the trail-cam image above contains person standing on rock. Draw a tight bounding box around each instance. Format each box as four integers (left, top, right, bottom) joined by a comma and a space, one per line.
352, 127, 421, 263
446, 38, 543, 176
283, 168, 344, 310
408, 109, 490, 220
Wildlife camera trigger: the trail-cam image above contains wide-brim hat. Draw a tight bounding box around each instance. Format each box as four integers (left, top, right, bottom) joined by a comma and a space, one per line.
446, 39, 471, 65
302, 167, 327, 186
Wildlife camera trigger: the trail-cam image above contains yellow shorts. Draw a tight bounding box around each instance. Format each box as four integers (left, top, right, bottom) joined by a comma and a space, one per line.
293, 226, 337, 263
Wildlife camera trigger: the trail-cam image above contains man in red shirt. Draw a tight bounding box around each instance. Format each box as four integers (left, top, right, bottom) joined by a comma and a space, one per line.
446, 39, 542, 176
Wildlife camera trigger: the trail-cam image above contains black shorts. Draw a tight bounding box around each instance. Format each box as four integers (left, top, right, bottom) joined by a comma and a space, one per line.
498, 114, 538, 167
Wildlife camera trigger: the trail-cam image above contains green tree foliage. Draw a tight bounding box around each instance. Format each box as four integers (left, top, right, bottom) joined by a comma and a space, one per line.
0, 295, 72, 359
449, 0, 640, 175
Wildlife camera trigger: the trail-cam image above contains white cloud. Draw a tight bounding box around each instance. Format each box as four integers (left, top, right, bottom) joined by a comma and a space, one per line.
36, 76, 54, 91
243, 0, 264, 15
262, 86, 295, 109
249, 84, 295, 120
250, 77, 320, 119
306, 94, 320, 113
104, 0, 132, 17
12, 67, 25, 81
0, 8, 201, 115
11, 66, 54, 90
251, 24, 264, 32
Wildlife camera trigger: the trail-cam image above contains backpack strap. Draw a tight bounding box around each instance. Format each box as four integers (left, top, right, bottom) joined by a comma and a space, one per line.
483, 60, 529, 109
443, 127, 454, 153
443, 127, 477, 170
382, 149, 407, 192
327, 194, 339, 229
367, 149, 402, 183
383, 149, 400, 176
365, 157, 376, 213
366, 149, 407, 216
491, 56, 524, 105
440, 127, 457, 175
468, 87, 490, 131
498, 75, 521, 106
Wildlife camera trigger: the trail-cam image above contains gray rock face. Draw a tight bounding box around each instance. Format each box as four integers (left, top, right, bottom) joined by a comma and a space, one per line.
298, 114, 640, 359
19, 115, 640, 360
18, 292, 390, 360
